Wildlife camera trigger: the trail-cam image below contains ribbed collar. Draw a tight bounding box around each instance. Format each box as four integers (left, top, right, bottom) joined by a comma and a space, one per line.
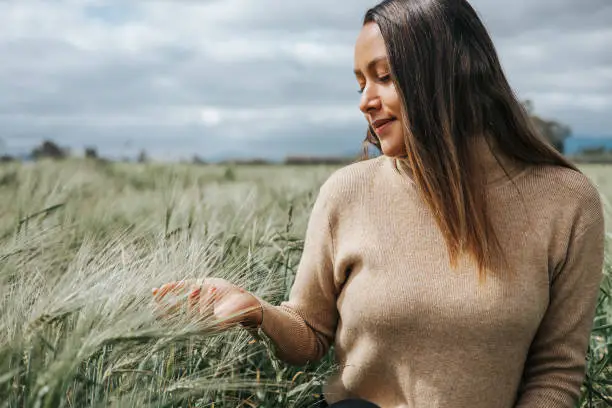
388, 136, 527, 188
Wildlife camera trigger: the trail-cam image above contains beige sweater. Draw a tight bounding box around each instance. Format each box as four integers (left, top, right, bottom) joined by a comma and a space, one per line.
254, 139, 606, 408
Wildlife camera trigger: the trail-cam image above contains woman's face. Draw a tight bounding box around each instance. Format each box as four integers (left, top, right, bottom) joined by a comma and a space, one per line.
354, 22, 406, 157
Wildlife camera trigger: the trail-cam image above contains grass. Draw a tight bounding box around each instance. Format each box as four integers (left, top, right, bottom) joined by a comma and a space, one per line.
0, 158, 610, 408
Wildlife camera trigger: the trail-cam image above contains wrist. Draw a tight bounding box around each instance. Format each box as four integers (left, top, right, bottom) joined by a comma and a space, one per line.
241, 297, 263, 328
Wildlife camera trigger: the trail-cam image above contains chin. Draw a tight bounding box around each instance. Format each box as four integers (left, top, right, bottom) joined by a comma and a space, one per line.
380, 142, 406, 157
377, 134, 405, 156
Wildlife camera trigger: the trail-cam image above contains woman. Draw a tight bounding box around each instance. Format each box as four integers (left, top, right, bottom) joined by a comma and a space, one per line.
153, 0, 606, 407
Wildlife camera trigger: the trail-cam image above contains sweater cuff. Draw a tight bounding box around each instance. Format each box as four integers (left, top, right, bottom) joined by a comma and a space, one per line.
242, 294, 284, 341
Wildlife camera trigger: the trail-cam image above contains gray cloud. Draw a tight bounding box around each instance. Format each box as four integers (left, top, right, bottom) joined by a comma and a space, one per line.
0, 0, 610, 160
476, 0, 612, 37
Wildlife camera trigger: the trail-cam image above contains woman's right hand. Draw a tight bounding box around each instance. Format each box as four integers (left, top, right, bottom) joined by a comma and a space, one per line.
152, 278, 263, 330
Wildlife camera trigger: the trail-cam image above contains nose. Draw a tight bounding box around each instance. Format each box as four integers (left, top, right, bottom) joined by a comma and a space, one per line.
359, 84, 382, 115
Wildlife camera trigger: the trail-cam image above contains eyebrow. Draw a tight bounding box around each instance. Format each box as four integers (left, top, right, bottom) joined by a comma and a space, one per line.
353, 56, 388, 76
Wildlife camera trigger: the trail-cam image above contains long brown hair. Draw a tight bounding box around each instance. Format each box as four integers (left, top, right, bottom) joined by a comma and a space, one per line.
360, 0, 580, 283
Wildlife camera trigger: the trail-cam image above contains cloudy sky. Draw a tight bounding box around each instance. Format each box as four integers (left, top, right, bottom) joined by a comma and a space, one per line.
1, 0, 610, 161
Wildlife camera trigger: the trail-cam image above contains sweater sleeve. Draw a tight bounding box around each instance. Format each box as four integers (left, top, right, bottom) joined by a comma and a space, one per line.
252, 181, 339, 366
514, 196, 606, 407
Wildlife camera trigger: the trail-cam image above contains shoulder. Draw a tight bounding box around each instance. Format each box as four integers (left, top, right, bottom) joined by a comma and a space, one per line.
534, 165, 600, 200
307, 156, 387, 221
316, 155, 387, 203
527, 164, 604, 234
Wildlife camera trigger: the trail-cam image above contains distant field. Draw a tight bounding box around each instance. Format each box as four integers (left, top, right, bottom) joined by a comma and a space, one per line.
580, 164, 612, 211
0, 159, 610, 407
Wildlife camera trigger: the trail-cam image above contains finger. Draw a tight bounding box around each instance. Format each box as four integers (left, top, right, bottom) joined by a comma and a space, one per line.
155, 281, 187, 301
154, 283, 175, 300
199, 285, 217, 316
152, 285, 175, 297
153, 286, 189, 319
198, 281, 218, 300
188, 286, 201, 314
172, 280, 187, 292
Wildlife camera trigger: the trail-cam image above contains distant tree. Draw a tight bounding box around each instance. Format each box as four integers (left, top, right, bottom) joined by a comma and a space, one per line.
0, 138, 12, 162
284, 156, 354, 165
531, 116, 571, 153
31, 140, 68, 160
221, 158, 272, 165
137, 149, 149, 163
581, 146, 607, 155
192, 155, 207, 165
522, 100, 571, 154
84, 147, 98, 159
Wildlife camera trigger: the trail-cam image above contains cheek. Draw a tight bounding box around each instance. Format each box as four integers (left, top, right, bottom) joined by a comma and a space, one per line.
381, 86, 401, 115
384, 88, 404, 136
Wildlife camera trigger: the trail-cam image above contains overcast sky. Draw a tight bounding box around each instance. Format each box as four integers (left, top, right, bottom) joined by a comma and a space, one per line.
1, 0, 610, 161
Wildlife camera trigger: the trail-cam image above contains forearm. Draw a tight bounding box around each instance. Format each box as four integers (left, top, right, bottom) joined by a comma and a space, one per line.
513, 370, 586, 408
244, 296, 333, 366
514, 210, 605, 408
239, 178, 339, 366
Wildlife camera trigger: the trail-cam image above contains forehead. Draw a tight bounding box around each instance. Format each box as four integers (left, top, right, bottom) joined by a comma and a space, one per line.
354, 22, 388, 69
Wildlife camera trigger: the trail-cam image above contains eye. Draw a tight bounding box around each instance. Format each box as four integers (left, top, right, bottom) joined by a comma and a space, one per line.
357, 74, 391, 94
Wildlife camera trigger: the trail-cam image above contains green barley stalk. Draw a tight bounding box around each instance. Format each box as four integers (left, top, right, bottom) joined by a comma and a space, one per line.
0, 159, 608, 407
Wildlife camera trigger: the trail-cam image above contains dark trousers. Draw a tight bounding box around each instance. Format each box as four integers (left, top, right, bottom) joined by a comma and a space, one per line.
318, 398, 381, 407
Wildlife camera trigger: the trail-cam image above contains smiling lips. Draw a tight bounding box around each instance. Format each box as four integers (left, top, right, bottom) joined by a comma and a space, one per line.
372, 117, 396, 133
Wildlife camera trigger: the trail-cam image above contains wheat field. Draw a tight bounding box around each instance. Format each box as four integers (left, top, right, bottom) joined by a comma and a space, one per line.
0, 159, 610, 408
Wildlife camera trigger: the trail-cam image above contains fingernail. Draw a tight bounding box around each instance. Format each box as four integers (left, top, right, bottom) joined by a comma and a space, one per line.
208, 286, 216, 294
152, 288, 158, 295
